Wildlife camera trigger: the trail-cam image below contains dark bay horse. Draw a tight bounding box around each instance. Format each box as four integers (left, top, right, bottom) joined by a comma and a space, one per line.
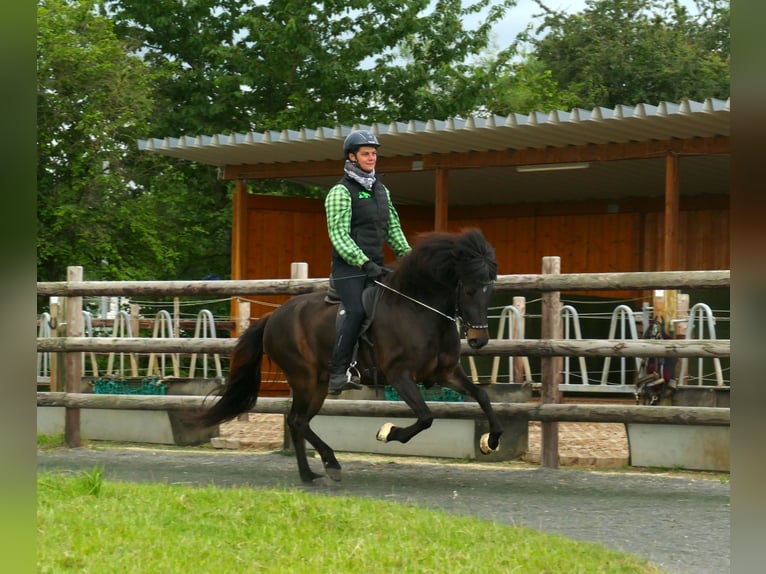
195, 228, 503, 483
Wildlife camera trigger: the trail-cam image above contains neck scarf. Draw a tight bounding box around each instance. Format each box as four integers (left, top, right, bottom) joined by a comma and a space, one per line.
344, 159, 376, 191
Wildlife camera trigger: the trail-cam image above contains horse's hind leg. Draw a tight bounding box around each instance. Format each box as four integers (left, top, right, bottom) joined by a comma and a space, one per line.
286, 381, 342, 483
301, 425, 342, 482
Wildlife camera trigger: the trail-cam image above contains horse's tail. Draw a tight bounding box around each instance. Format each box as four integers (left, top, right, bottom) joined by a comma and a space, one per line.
195, 316, 269, 428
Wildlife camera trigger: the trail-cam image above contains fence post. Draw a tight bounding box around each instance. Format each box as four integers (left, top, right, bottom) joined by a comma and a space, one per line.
540, 256, 562, 469
64, 266, 84, 447
512, 296, 526, 383
48, 297, 64, 392
237, 300, 251, 335
130, 303, 141, 376
291, 262, 308, 280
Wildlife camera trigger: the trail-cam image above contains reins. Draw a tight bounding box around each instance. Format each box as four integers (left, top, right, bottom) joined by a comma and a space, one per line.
373, 279, 456, 322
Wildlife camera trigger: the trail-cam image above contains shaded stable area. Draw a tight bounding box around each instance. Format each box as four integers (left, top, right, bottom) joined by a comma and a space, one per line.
37, 446, 730, 574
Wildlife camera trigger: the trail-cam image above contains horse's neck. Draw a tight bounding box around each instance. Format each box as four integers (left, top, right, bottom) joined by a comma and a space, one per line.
390, 280, 456, 316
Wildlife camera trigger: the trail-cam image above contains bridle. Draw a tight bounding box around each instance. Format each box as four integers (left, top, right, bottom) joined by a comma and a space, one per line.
455, 280, 494, 331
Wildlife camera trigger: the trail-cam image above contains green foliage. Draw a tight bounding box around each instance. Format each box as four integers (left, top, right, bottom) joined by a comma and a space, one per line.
525, 0, 730, 108
37, 0, 154, 281
37, 0, 235, 284
38, 473, 662, 573
107, 0, 519, 129
481, 51, 581, 115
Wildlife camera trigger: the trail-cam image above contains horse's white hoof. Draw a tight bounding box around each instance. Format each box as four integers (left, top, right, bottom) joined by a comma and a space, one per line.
377, 422, 394, 442
479, 432, 495, 454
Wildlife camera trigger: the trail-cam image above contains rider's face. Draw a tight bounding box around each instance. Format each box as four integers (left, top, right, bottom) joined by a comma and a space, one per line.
350, 146, 378, 172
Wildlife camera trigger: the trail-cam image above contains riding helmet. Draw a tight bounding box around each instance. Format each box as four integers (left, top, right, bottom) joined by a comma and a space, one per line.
343, 130, 380, 158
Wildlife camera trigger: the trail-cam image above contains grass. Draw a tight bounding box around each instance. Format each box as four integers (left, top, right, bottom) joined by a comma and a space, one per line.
36, 433, 67, 450
38, 469, 662, 574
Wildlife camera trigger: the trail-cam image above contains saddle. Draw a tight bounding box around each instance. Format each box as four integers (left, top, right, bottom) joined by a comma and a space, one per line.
324, 280, 382, 343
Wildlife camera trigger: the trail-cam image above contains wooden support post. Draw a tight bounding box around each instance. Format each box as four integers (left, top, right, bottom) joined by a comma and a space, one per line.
653, 290, 666, 325
48, 298, 64, 392
64, 266, 84, 447
540, 257, 562, 469
434, 168, 448, 232
512, 296, 526, 383
235, 297, 252, 422
663, 152, 680, 272
676, 293, 689, 339
230, 179, 249, 336
291, 262, 309, 280
173, 297, 180, 340
130, 303, 140, 376
236, 300, 251, 336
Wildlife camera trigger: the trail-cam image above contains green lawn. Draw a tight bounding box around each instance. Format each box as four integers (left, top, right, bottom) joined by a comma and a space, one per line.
38, 468, 662, 573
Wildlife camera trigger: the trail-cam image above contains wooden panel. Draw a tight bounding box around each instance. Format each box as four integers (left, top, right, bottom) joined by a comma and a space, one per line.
236, 194, 728, 396
238, 195, 729, 294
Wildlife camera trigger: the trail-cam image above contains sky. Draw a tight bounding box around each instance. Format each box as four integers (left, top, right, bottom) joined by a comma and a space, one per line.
469, 0, 701, 45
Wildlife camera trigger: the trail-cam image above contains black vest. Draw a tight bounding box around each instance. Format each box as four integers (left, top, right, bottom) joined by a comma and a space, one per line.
332, 175, 390, 267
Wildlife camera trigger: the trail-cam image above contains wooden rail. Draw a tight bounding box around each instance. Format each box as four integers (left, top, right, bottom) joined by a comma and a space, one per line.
36, 337, 730, 358
37, 393, 730, 427
36, 269, 729, 296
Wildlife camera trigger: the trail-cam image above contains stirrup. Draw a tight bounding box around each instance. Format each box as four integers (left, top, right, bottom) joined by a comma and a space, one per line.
328, 364, 362, 395
346, 361, 361, 383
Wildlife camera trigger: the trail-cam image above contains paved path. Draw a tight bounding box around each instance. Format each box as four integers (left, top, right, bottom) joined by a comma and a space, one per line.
38, 446, 729, 574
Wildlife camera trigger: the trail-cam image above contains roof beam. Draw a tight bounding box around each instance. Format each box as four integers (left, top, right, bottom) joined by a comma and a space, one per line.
219, 136, 730, 181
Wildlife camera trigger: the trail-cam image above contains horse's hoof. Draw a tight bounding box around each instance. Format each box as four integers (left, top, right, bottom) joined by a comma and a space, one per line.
479, 432, 497, 454
377, 422, 394, 442
300, 471, 325, 484
324, 466, 342, 482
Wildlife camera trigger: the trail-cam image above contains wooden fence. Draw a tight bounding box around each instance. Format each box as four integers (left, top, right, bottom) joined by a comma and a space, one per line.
36, 263, 731, 468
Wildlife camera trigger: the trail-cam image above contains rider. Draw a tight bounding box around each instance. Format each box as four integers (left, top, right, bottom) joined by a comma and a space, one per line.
325, 129, 412, 395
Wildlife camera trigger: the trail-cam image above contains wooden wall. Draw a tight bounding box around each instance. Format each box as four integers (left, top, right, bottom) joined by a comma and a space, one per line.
238, 192, 728, 395
240, 193, 729, 283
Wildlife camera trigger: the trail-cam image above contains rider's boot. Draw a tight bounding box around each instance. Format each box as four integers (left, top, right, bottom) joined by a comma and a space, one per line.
327, 365, 362, 395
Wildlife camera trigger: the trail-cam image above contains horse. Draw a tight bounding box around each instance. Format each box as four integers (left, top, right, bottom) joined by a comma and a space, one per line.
194, 228, 503, 483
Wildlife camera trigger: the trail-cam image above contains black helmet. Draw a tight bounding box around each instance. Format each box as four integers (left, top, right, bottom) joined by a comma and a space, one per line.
343, 130, 380, 157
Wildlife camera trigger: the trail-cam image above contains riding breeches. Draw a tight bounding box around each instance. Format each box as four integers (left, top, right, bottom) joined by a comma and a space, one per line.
328, 273, 367, 372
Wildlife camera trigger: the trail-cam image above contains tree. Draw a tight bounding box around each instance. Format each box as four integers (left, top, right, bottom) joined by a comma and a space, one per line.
37, 0, 233, 283
37, 0, 155, 281
524, 0, 730, 108
106, 0, 518, 132
81, 0, 522, 286
478, 49, 581, 116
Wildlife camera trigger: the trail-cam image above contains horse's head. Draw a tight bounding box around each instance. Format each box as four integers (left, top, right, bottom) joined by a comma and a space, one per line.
454, 229, 498, 349
457, 279, 495, 348
392, 228, 498, 348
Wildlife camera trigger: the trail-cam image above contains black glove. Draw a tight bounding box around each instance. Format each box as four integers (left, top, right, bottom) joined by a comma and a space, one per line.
362, 260, 384, 279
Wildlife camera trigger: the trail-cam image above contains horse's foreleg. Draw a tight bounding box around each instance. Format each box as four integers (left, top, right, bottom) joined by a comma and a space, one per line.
376, 376, 434, 445
443, 367, 503, 454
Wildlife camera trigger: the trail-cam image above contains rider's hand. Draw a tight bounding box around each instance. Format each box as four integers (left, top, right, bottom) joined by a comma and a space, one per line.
362, 260, 384, 279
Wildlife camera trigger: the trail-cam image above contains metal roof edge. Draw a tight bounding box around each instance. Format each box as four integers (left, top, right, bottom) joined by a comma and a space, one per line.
136, 96, 731, 152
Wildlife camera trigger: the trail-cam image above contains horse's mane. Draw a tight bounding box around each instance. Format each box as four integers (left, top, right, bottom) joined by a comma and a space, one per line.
390, 228, 497, 295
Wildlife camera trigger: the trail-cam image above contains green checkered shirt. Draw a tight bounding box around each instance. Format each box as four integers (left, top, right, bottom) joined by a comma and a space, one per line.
325, 183, 411, 267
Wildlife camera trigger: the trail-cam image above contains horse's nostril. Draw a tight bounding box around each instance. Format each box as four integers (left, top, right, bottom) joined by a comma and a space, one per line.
468, 337, 489, 349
